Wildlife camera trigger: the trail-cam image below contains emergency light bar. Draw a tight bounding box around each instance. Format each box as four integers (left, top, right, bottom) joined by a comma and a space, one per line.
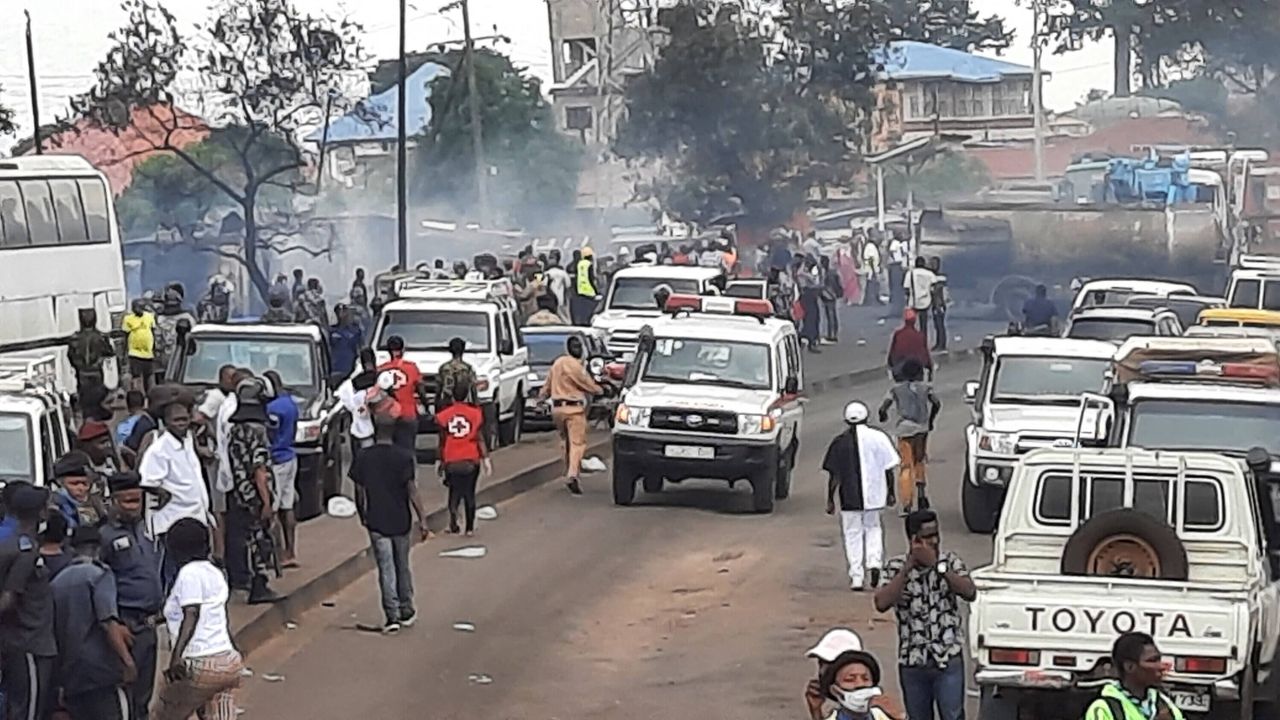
1137, 359, 1280, 382
664, 294, 773, 320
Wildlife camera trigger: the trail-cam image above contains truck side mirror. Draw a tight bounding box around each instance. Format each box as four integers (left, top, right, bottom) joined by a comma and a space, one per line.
963, 380, 979, 404
784, 376, 800, 395
587, 357, 605, 379
499, 338, 514, 356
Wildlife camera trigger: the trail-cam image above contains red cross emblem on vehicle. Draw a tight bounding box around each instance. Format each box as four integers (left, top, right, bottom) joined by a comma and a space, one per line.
446, 414, 473, 438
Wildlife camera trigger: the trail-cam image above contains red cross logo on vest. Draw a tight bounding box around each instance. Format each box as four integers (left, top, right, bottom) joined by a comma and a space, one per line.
446, 414, 473, 439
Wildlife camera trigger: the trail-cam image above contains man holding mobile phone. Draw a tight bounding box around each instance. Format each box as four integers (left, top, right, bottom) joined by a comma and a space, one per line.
873, 510, 977, 720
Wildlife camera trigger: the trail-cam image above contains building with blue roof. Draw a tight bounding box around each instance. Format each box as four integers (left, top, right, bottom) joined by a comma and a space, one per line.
308, 61, 451, 186
869, 41, 1038, 152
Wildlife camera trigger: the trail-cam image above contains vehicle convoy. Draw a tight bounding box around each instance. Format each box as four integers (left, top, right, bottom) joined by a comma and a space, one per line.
1196, 308, 1280, 330
961, 336, 1116, 533
0, 155, 126, 390
1226, 255, 1280, 310
169, 323, 345, 521
591, 265, 725, 359
1062, 305, 1183, 343
1125, 293, 1224, 328
611, 295, 804, 513
518, 325, 611, 429
0, 354, 73, 491
1069, 278, 1199, 312
371, 278, 531, 447
970, 447, 1280, 720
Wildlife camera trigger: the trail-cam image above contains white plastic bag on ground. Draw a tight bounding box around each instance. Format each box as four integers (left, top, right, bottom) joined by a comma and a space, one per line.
581, 456, 607, 473
476, 506, 498, 521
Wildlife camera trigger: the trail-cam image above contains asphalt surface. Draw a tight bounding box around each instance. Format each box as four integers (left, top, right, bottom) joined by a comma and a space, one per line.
238, 358, 996, 719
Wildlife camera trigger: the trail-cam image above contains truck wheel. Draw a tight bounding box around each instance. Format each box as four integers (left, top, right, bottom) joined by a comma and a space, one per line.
774, 447, 793, 500
613, 461, 638, 506
498, 392, 523, 446
642, 475, 663, 494
751, 471, 775, 514
1061, 509, 1188, 580
962, 470, 998, 534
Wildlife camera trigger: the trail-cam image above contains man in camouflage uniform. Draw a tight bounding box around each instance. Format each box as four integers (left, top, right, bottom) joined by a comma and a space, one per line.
296, 278, 329, 329
436, 337, 477, 413
68, 308, 116, 418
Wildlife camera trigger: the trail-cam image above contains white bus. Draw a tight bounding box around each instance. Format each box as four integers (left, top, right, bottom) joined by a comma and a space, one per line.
0, 155, 127, 390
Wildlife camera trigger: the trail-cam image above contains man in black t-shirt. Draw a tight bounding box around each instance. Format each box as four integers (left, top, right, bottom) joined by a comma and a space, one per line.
0, 484, 58, 720
823, 401, 901, 592
350, 414, 430, 633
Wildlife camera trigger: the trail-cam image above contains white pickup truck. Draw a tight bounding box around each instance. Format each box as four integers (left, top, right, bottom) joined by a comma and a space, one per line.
970, 447, 1280, 720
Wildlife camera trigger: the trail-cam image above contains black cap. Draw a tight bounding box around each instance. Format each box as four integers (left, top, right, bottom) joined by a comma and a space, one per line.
107, 472, 142, 494
9, 484, 49, 513
69, 525, 102, 547
387, 335, 405, 352
54, 452, 91, 480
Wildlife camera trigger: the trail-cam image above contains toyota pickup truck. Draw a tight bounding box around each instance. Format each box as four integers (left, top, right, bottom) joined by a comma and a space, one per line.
970, 448, 1280, 720
961, 336, 1116, 533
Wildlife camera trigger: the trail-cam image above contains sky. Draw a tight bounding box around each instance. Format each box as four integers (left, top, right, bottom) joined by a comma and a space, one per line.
0, 0, 1115, 145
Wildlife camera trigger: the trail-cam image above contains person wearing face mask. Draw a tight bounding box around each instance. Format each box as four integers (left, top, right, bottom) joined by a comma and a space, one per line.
805, 628, 866, 720
1084, 632, 1183, 720
539, 334, 602, 495
819, 649, 903, 720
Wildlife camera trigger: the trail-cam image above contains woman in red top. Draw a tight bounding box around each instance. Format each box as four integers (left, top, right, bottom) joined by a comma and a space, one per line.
434, 380, 492, 535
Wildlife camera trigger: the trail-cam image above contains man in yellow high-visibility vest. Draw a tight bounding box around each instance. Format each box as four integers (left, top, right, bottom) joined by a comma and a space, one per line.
571, 247, 598, 326
1083, 632, 1184, 720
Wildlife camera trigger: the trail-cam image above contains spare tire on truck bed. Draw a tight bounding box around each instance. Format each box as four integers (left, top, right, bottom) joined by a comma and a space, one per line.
1060, 509, 1188, 581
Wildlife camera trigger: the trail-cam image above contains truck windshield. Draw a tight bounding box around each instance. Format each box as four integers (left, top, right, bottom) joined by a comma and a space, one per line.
991, 357, 1110, 403
608, 278, 701, 310
379, 310, 490, 352
0, 413, 34, 483
181, 336, 318, 391
642, 337, 771, 390
1129, 399, 1280, 455
523, 333, 574, 365
1066, 318, 1154, 341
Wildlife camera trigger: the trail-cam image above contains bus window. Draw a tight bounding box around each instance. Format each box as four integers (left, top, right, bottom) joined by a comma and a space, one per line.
78, 179, 110, 243
21, 180, 59, 246
0, 181, 29, 248
49, 179, 89, 245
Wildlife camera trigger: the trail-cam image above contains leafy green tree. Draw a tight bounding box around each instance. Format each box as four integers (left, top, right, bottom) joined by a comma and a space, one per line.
410, 48, 582, 228
615, 0, 887, 232
0, 86, 14, 137
882, 0, 1012, 52
70, 0, 363, 300
884, 151, 991, 204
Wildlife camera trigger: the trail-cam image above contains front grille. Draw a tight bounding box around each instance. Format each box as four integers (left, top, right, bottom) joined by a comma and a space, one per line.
607, 330, 640, 355
649, 407, 738, 434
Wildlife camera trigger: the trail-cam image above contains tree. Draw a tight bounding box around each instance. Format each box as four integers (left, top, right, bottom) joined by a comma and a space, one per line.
410, 48, 582, 228
881, 0, 1013, 52
0, 85, 14, 137
71, 0, 364, 300
884, 151, 991, 204
615, 0, 888, 232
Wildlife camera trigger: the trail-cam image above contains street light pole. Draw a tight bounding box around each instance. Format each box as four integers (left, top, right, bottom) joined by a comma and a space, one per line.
1031, 0, 1046, 182
396, 0, 409, 269
24, 11, 42, 155
461, 0, 490, 227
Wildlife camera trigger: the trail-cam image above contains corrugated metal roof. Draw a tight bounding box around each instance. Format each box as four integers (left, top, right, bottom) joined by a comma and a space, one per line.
877, 41, 1032, 83
307, 62, 451, 144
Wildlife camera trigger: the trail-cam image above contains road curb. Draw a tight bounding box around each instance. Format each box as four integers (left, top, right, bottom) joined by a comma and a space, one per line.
233, 436, 611, 655
234, 345, 982, 653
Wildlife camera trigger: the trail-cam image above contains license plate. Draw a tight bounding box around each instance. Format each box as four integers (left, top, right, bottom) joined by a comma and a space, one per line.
1168, 689, 1211, 713
664, 445, 714, 460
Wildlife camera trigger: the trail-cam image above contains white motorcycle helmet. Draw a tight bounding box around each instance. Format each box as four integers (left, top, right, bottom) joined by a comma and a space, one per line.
843, 401, 869, 425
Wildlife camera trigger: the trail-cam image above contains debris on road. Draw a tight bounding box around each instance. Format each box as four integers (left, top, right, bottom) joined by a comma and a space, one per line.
581, 456, 607, 473
468, 673, 494, 685
440, 545, 487, 559
262, 673, 285, 683
476, 505, 498, 521
284, 621, 298, 630
453, 622, 477, 632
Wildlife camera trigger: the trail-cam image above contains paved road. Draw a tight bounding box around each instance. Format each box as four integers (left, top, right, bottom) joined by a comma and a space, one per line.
238, 360, 995, 719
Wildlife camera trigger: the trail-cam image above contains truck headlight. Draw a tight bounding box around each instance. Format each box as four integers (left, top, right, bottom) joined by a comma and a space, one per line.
978, 430, 1016, 454
615, 403, 650, 427
475, 375, 495, 396
295, 420, 323, 444
739, 410, 780, 435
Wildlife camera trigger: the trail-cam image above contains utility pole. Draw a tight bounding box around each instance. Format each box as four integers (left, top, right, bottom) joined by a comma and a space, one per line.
24, 11, 42, 155
1031, 0, 1045, 182
461, 0, 490, 227
316, 88, 337, 193
396, 0, 409, 268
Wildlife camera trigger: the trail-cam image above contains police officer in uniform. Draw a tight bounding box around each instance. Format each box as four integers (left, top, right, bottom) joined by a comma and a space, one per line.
99, 472, 164, 719
571, 247, 598, 326
52, 525, 138, 719
0, 484, 58, 720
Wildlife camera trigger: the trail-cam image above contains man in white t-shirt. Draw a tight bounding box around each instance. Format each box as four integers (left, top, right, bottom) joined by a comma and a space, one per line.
903, 257, 938, 346
139, 399, 211, 586
886, 234, 909, 309
823, 401, 901, 591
